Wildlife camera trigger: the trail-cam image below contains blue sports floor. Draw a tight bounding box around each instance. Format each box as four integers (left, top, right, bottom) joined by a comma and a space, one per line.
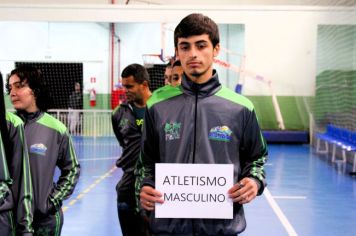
60, 137, 356, 236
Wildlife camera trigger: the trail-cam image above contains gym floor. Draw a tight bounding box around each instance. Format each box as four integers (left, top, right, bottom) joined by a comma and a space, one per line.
60, 137, 356, 236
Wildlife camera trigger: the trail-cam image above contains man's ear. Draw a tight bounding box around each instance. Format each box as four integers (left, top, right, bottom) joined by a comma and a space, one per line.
213, 43, 220, 57
142, 80, 149, 88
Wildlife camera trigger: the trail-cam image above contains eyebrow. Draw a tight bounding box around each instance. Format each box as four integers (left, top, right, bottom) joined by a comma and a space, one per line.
9, 80, 21, 86
178, 40, 208, 46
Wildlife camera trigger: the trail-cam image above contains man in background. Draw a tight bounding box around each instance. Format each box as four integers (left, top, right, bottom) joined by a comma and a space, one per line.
171, 60, 183, 87
163, 62, 172, 85
112, 64, 151, 236
68, 82, 83, 134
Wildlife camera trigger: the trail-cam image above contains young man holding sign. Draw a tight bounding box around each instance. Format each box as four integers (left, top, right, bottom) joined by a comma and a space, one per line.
137, 13, 267, 235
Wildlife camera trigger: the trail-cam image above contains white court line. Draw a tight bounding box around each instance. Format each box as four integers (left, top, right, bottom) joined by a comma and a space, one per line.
273, 196, 307, 200
78, 156, 117, 162
264, 188, 298, 236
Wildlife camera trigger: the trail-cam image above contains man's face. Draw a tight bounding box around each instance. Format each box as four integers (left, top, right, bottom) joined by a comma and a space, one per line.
171, 65, 183, 87
176, 34, 220, 84
164, 66, 172, 85
122, 75, 145, 104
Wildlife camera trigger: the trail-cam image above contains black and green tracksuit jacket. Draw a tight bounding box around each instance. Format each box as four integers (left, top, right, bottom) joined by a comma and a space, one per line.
0, 112, 33, 235
17, 111, 80, 218
112, 103, 142, 205
137, 71, 268, 235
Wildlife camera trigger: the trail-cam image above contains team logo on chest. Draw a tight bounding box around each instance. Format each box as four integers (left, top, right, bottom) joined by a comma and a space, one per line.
136, 118, 144, 127
164, 122, 181, 141
30, 143, 48, 156
208, 126, 233, 142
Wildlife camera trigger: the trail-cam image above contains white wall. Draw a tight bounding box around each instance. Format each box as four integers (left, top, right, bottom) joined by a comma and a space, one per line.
116, 23, 244, 89
1, 5, 356, 96
243, 11, 318, 96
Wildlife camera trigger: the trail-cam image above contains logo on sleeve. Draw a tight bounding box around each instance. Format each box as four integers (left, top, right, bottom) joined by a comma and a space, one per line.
208, 126, 233, 142
119, 118, 129, 128
30, 143, 47, 156
164, 122, 181, 141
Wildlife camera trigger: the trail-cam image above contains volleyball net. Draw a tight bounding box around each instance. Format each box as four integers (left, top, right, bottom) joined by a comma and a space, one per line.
314, 25, 356, 133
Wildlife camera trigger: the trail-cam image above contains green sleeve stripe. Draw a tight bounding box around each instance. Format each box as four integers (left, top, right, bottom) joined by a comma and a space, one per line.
37, 113, 67, 134
215, 86, 254, 111
147, 85, 183, 109
112, 105, 120, 114
134, 153, 146, 213
9, 211, 15, 236
54, 136, 79, 201
251, 131, 268, 181
0, 132, 10, 180
55, 211, 61, 236
5, 112, 23, 127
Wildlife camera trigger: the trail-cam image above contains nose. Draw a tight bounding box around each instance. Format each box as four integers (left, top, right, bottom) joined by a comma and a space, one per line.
189, 47, 197, 59
9, 88, 16, 97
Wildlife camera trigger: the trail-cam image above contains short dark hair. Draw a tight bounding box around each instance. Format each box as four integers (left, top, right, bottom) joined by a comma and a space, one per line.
121, 63, 150, 87
174, 13, 220, 48
172, 60, 181, 68
7, 65, 51, 111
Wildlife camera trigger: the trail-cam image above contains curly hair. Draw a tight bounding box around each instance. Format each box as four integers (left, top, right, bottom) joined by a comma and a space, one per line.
7, 65, 51, 111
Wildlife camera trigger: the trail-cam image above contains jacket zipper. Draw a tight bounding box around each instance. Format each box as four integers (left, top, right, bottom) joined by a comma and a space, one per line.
192, 89, 198, 163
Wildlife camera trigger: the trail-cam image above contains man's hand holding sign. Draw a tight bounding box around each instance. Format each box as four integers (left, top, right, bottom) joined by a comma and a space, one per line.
140, 164, 259, 218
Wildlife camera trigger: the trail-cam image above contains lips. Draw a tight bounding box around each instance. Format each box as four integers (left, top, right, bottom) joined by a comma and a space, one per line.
187, 61, 200, 66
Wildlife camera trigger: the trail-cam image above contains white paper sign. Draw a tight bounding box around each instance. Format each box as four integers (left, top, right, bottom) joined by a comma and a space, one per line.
155, 163, 233, 219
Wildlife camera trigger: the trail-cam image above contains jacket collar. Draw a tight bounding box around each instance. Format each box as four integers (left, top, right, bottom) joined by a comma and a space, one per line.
120, 102, 134, 112
17, 110, 43, 124
181, 70, 221, 98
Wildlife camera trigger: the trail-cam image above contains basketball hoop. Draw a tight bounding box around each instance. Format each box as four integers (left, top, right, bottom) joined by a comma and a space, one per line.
142, 54, 161, 68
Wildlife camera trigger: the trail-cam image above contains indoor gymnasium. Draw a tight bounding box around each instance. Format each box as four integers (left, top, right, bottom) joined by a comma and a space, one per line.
0, 1, 355, 236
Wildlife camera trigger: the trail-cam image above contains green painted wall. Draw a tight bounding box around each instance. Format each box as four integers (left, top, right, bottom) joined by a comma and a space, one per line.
314, 70, 356, 129
247, 96, 311, 131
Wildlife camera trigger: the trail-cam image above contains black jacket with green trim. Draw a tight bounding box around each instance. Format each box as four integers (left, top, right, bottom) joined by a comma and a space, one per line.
17, 111, 80, 217
0, 112, 33, 235
112, 103, 142, 173
112, 103, 143, 205
138, 71, 268, 235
